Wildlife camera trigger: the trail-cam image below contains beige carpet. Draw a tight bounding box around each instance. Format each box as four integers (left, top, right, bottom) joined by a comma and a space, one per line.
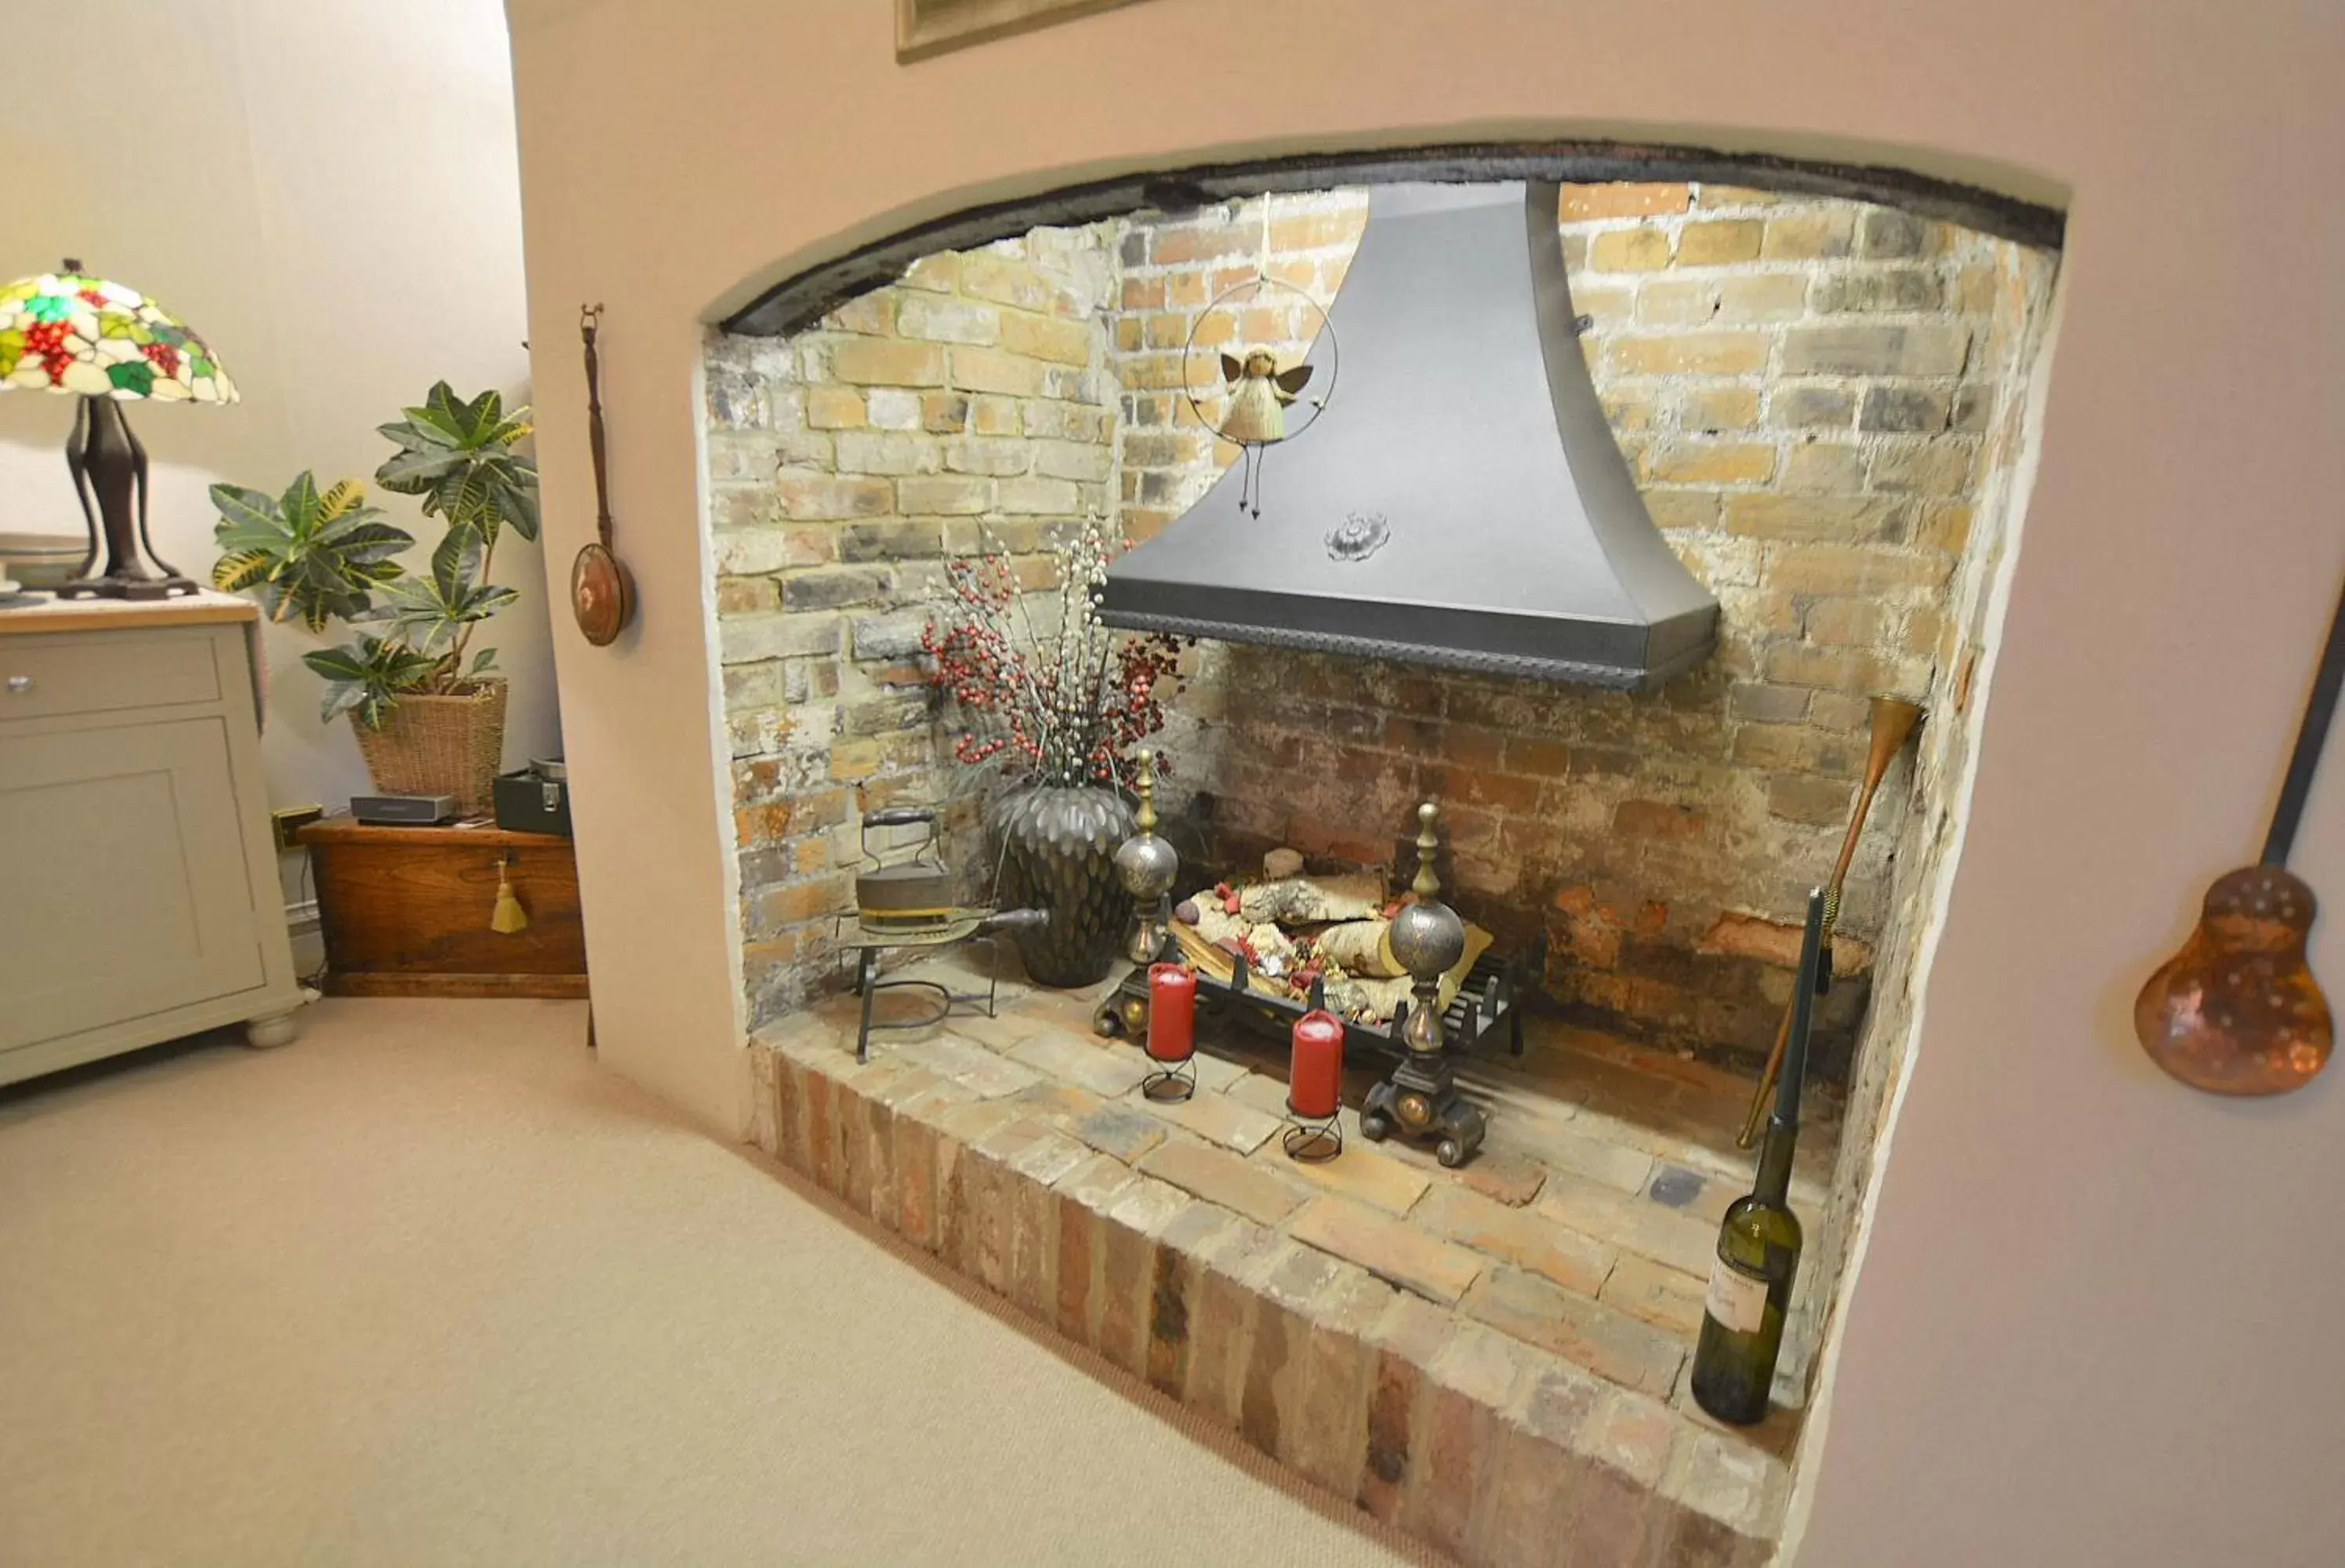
0, 999, 1433, 1567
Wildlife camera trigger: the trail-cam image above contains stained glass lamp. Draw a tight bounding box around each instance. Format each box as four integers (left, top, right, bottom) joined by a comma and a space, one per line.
0, 260, 238, 600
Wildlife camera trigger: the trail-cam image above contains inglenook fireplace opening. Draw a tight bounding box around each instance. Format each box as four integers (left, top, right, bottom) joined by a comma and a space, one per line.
711, 142, 2061, 1566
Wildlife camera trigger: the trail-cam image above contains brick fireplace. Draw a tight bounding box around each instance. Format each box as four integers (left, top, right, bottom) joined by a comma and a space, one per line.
709, 176, 2052, 1070
702, 159, 2057, 1565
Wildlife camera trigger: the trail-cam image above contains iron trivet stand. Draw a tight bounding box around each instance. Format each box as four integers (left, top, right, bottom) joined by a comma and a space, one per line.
834, 802, 1044, 1063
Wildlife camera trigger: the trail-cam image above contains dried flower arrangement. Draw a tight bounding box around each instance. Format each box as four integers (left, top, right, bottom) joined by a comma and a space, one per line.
921, 517, 1185, 789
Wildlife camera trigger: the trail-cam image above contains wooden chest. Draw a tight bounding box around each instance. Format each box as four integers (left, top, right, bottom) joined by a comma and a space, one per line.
297, 816, 587, 997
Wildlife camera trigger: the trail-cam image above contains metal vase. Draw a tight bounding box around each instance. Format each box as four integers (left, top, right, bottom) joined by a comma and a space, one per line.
993, 782, 1136, 988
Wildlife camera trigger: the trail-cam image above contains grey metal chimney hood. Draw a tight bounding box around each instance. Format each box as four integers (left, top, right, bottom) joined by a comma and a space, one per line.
1099, 180, 1717, 690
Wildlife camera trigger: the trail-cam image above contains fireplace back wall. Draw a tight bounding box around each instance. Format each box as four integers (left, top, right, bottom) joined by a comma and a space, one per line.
1118, 184, 2053, 1074
703, 180, 2053, 1080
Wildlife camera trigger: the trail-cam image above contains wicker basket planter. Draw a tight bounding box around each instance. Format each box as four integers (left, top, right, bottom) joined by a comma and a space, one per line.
354, 678, 507, 817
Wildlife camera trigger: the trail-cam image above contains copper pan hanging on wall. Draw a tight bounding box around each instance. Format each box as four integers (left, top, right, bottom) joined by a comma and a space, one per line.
2135, 573, 2342, 1094
569, 304, 636, 647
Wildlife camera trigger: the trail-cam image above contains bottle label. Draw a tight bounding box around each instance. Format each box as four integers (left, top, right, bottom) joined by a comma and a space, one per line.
1704, 1256, 1769, 1335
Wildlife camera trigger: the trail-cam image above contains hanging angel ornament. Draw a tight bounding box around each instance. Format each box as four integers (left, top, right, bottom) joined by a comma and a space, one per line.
1218, 350, 1314, 445
1182, 276, 1338, 517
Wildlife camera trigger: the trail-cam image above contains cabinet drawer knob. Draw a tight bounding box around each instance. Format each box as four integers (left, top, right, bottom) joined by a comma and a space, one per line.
4, 675, 29, 693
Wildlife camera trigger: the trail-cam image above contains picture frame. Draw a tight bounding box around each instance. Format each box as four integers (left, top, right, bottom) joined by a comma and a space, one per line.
896, 0, 1149, 63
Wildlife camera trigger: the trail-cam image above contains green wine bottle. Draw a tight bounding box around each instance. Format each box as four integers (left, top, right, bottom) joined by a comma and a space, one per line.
1690, 886, 1827, 1425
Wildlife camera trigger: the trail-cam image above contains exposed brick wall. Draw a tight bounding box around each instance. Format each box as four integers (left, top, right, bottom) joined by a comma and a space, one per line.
700, 180, 2056, 1078
1774, 234, 2056, 1400
1108, 183, 2049, 1076
704, 228, 1118, 1025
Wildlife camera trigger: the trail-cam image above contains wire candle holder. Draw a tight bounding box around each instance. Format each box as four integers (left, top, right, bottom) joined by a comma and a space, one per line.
1281, 1101, 1344, 1163
1142, 1056, 1198, 1102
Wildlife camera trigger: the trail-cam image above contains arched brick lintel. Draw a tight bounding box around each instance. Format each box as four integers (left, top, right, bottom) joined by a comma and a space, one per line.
721, 138, 2066, 339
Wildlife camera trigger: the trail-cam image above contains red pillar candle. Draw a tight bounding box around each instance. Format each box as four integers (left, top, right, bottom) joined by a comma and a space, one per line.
1147, 963, 1196, 1064
1289, 1008, 1345, 1120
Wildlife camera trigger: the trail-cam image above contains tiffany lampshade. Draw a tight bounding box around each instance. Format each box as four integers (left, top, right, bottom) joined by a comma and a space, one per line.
0, 260, 238, 600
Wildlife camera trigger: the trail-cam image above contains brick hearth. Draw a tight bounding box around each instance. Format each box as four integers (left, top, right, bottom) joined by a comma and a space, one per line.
748, 949, 1827, 1567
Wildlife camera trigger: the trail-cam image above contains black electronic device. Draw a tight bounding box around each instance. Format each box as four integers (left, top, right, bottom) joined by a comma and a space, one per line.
494, 758, 572, 837
350, 793, 459, 826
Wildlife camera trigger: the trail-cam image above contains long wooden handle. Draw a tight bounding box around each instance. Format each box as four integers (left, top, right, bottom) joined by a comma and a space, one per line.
581, 305, 613, 546
2262, 574, 2345, 867
1742, 1004, 1799, 1149
1738, 697, 1922, 1146
1832, 696, 1922, 884
1739, 898, 1842, 1149
1829, 775, 1883, 889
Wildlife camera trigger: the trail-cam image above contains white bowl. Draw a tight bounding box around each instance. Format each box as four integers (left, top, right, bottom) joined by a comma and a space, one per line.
0, 532, 89, 590
0, 530, 86, 553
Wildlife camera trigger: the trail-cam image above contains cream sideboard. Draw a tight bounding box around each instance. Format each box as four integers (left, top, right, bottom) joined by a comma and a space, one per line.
0, 593, 303, 1086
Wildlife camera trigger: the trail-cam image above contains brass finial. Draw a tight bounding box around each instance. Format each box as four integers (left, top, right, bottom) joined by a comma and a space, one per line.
1410, 800, 1441, 899
1134, 749, 1158, 834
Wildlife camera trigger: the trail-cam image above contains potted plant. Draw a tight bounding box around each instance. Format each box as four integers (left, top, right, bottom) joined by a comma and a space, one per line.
924, 517, 1185, 986
209, 383, 539, 815
207, 473, 413, 630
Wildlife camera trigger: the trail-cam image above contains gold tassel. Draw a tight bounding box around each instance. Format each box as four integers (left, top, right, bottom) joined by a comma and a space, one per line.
491, 855, 530, 934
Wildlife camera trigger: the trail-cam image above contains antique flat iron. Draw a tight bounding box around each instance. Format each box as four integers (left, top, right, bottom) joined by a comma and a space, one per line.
855, 807, 961, 932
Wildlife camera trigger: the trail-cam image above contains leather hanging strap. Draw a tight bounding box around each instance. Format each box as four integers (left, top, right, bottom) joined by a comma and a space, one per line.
581, 305, 614, 550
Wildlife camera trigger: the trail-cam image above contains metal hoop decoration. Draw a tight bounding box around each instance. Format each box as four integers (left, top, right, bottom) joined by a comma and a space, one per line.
1178, 274, 1340, 448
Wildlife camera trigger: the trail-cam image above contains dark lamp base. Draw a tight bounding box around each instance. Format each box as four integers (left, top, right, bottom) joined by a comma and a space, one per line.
57, 573, 199, 601
64, 396, 193, 602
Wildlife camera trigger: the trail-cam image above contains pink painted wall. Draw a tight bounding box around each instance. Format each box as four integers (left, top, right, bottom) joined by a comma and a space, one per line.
500, 2, 2344, 1560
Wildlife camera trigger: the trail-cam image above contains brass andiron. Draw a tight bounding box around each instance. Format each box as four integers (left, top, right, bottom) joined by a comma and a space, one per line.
2134, 575, 2342, 1094
1094, 749, 1182, 1041
1360, 801, 1487, 1168
1113, 749, 1178, 965
1739, 695, 1923, 1148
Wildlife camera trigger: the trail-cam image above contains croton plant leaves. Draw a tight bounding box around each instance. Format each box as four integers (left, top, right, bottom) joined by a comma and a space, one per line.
374, 380, 539, 543
302, 633, 444, 729
206, 471, 412, 633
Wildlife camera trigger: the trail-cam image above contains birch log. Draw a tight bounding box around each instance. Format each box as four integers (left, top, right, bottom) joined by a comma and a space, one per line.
1238, 873, 1384, 924
1316, 919, 1407, 978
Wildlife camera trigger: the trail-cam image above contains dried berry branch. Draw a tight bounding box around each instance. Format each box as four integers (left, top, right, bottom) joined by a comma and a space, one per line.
923, 517, 1186, 790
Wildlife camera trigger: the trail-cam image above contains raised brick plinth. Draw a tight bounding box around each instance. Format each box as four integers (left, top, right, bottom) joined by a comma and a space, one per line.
748, 980, 1793, 1567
